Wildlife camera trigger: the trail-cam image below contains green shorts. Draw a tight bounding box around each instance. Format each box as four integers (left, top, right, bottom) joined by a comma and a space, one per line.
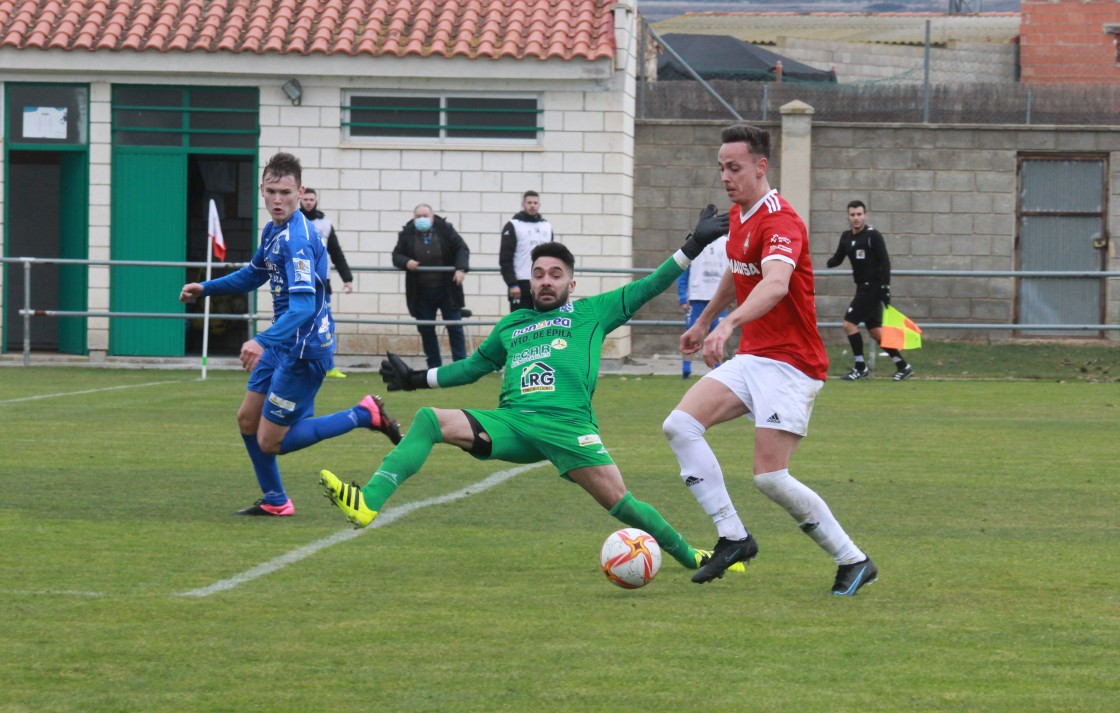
463, 408, 615, 478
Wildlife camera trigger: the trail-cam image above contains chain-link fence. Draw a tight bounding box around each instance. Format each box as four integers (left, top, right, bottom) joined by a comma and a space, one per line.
639, 18, 1120, 125
639, 79, 1120, 125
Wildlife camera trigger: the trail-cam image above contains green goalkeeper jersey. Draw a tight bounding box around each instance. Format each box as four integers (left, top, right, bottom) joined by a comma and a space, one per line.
432, 255, 686, 425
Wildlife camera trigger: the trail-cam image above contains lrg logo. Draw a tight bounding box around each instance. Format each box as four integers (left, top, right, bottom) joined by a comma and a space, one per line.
520, 362, 556, 393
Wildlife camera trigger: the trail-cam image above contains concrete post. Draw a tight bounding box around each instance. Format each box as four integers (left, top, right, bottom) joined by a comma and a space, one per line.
779, 100, 814, 233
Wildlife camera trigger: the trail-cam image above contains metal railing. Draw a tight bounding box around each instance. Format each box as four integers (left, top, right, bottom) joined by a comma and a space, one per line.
3, 256, 1118, 367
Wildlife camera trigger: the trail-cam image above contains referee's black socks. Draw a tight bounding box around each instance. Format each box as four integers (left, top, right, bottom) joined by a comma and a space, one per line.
885, 349, 908, 370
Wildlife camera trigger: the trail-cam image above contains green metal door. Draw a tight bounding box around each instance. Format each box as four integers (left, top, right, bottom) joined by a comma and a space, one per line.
110, 149, 186, 356
58, 151, 89, 354
3, 83, 90, 355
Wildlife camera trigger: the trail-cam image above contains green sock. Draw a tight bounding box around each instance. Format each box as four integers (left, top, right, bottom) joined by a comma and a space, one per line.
609, 491, 698, 569
361, 407, 442, 512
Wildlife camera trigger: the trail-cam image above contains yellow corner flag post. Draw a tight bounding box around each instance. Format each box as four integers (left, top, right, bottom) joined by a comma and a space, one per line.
880, 305, 922, 350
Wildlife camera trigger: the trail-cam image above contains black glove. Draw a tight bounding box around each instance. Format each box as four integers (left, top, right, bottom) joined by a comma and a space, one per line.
826, 256, 842, 269
880, 284, 891, 306
379, 352, 429, 391
681, 204, 730, 260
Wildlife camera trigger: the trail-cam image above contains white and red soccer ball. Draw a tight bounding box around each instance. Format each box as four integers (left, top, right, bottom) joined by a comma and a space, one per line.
599, 528, 661, 589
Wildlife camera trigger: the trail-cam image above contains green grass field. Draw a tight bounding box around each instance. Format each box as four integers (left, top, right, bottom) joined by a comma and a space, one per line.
1, 348, 1118, 712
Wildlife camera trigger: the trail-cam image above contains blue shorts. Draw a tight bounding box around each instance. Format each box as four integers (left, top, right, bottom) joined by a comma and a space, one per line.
247, 348, 330, 426
686, 300, 724, 332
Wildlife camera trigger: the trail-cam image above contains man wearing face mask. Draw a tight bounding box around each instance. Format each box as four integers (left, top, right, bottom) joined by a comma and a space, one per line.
392, 204, 470, 368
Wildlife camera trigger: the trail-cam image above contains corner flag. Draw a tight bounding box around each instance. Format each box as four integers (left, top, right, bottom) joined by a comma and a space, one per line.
201, 199, 226, 380
880, 305, 922, 350
208, 199, 227, 261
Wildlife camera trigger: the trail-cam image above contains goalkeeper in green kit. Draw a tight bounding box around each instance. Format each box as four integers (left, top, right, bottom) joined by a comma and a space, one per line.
319, 207, 735, 574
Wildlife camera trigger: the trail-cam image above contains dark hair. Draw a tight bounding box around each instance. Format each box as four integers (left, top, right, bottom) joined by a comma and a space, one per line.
263, 152, 302, 185
304, 187, 318, 196
720, 124, 770, 159
531, 241, 575, 274
847, 200, 866, 211
523, 190, 540, 200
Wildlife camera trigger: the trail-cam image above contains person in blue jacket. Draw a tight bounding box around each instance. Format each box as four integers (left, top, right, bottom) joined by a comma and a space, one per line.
677, 234, 729, 378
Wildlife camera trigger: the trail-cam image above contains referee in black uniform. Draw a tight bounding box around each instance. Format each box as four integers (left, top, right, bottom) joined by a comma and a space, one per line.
826, 200, 913, 381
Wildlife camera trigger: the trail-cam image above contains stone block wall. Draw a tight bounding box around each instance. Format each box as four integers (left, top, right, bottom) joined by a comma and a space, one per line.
87, 83, 112, 356
780, 38, 1018, 84
631, 119, 1120, 356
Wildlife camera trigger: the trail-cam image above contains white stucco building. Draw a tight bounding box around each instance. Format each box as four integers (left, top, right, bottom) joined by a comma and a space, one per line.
0, 0, 641, 363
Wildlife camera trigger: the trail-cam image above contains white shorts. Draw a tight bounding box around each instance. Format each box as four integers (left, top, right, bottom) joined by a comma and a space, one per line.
702, 354, 824, 437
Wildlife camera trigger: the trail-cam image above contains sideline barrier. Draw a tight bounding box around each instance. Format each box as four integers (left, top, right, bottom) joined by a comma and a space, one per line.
3, 256, 1118, 367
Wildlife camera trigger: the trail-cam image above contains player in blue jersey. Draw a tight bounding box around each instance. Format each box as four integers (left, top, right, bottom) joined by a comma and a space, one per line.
179, 152, 401, 516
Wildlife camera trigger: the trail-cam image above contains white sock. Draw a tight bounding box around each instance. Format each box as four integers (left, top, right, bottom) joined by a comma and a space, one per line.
662, 410, 749, 540
753, 469, 864, 564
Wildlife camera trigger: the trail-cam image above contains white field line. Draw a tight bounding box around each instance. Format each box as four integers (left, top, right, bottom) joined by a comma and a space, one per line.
175, 462, 546, 598
0, 380, 189, 404
0, 589, 105, 597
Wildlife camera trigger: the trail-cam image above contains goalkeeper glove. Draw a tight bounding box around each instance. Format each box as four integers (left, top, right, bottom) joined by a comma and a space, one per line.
880, 284, 891, 306
681, 204, 730, 260
380, 352, 429, 391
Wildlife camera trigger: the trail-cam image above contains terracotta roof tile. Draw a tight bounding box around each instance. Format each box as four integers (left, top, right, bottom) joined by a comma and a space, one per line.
0, 0, 615, 60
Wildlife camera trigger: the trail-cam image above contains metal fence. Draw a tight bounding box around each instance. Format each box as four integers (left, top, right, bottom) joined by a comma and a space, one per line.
639, 79, 1120, 126
3, 256, 1118, 367
640, 24, 1120, 126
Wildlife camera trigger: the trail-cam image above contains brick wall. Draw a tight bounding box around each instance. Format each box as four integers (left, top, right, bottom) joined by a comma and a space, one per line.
1021, 0, 1120, 83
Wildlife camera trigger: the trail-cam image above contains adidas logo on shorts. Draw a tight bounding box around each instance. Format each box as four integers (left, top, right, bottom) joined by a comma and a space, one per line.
766, 413, 782, 424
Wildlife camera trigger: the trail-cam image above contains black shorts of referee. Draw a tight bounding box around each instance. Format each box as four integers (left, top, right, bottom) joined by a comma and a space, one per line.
844, 282, 884, 329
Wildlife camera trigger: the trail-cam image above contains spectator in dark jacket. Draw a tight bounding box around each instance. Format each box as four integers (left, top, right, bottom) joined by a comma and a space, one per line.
300, 188, 353, 296
392, 204, 470, 368
499, 190, 554, 311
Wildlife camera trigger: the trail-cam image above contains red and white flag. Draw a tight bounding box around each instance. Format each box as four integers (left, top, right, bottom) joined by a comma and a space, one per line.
208, 199, 227, 261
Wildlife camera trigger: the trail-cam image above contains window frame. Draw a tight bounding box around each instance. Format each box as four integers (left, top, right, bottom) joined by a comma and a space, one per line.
5, 82, 90, 147
110, 85, 259, 150
341, 91, 543, 146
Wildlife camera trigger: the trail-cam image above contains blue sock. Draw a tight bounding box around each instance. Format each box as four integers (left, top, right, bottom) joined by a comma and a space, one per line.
242, 433, 287, 505
278, 406, 365, 454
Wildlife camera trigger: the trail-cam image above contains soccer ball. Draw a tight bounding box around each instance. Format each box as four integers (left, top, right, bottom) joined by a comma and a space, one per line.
599, 528, 662, 589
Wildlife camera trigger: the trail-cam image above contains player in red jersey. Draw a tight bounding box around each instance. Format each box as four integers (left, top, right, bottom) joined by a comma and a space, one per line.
662, 124, 878, 595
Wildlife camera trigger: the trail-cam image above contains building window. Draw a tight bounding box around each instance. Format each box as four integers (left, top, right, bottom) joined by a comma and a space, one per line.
6, 83, 89, 146
112, 86, 258, 148
342, 93, 541, 143
1105, 24, 1120, 64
